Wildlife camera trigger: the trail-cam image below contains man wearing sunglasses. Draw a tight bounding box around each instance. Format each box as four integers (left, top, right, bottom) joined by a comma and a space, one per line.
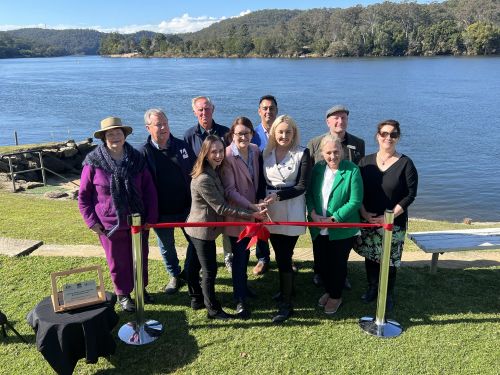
307, 104, 365, 288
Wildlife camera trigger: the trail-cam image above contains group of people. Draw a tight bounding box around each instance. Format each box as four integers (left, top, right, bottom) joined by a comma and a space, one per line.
78, 95, 418, 323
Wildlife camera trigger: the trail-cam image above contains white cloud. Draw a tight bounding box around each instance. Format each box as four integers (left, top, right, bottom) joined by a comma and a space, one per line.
0, 11, 252, 34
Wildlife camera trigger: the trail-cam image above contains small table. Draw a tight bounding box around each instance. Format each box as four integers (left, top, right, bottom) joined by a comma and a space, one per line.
408, 228, 500, 273
27, 292, 119, 375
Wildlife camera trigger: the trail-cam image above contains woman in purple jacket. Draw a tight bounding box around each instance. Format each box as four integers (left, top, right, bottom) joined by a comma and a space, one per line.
78, 117, 158, 312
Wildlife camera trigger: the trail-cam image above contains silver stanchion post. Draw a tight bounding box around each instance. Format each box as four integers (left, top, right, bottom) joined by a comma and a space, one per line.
359, 209, 403, 338
118, 214, 163, 345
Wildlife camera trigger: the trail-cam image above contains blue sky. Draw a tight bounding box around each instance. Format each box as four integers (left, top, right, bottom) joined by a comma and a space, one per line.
0, 0, 438, 33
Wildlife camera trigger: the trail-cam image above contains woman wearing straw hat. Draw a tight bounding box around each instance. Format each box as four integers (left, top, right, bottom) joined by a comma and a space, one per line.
78, 116, 158, 312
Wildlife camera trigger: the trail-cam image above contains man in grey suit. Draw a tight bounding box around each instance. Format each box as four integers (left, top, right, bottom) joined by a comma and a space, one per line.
307, 105, 365, 287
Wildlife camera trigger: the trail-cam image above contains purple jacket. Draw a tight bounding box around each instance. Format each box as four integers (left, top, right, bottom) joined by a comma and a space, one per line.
78, 165, 158, 232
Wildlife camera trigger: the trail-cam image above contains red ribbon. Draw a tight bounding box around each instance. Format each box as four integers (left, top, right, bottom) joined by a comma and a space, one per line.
130, 221, 394, 250
237, 223, 271, 249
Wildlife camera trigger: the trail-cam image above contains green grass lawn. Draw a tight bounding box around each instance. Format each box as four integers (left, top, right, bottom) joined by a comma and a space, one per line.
0, 255, 499, 374
0, 189, 499, 374
1, 190, 499, 250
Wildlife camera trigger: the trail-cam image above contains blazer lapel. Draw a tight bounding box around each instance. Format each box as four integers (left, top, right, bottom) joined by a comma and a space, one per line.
330, 169, 345, 196
235, 156, 253, 185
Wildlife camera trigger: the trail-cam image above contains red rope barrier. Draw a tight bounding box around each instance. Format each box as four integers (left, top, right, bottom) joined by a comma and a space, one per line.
131, 221, 393, 249
143, 221, 389, 230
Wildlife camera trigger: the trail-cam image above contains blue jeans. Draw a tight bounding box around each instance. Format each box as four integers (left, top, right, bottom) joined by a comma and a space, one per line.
155, 213, 193, 278
255, 239, 270, 263
229, 236, 251, 301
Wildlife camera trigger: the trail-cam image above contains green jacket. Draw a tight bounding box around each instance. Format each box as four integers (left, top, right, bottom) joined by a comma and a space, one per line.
305, 159, 363, 241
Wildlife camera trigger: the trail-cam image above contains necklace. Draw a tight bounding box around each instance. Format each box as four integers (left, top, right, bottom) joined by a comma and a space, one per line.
378, 151, 396, 165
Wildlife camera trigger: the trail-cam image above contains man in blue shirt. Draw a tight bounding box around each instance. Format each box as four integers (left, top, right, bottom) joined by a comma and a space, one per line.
251, 95, 278, 275
251, 94, 278, 152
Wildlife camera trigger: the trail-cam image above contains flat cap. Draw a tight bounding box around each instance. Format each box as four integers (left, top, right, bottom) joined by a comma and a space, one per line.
326, 105, 349, 118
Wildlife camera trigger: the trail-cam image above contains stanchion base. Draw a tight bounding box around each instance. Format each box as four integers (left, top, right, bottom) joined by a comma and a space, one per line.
118, 319, 163, 345
359, 316, 403, 338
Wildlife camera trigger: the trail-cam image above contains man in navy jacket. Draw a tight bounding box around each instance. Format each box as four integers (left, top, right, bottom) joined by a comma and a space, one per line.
142, 108, 196, 295
184, 96, 230, 154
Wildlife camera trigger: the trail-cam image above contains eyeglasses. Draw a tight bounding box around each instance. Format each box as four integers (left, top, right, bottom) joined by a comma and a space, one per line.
234, 132, 251, 138
378, 131, 399, 139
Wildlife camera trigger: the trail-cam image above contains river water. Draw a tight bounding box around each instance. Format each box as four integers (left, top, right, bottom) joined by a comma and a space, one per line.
0, 56, 499, 221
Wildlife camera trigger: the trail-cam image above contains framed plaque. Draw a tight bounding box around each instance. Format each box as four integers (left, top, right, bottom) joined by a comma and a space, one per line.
50, 265, 106, 312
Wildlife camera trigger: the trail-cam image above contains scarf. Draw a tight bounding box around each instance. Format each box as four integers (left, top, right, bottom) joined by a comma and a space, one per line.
83, 142, 146, 227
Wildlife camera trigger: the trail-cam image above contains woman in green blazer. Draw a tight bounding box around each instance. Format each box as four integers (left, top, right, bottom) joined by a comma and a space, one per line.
305, 134, 363, 314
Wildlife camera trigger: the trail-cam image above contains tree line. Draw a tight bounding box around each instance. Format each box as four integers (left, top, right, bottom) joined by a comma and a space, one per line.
100, 0, 500, 57
2, 0, 499, 59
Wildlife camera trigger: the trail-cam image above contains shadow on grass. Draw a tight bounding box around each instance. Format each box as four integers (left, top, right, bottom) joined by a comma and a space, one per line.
95, 309, 198, 374
147, 259, 500, 331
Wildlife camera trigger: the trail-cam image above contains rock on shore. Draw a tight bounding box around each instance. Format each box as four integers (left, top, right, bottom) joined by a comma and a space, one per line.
0, 139, 96, 190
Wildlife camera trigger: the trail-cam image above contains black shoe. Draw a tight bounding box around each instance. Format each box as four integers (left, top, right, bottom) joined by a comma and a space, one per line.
117, 294, 135, 312
236, 301, 251, 319
361, 286, 378, 303
207, 310, 235, 320
272, 303, 293, 323
344, 278, 352, 291
143, 290, 154, 304
164, 276, 185, 295
191, 298, 205, 310
312, 273, 322, 287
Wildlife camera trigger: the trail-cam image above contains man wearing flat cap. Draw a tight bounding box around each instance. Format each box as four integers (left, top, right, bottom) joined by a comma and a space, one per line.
308, 105, 365, 165
307, 105, 365, 287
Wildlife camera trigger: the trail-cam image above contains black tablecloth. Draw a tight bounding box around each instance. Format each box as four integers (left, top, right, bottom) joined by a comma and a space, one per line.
27, 292, 119, 375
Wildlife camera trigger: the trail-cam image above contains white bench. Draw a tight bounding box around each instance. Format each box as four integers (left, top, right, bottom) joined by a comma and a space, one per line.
408, 228, 500, 273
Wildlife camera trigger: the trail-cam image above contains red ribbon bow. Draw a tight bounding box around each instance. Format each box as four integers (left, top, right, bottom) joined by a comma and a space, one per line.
237, 223, 271, 250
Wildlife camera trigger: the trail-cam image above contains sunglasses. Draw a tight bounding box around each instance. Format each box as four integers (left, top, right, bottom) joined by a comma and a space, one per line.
379, 131, 400, 139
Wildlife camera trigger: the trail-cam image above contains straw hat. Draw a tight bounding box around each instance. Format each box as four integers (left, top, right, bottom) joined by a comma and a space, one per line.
94, 116, 133, 140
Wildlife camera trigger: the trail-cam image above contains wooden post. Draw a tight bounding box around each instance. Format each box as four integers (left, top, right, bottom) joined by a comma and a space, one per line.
14, 131, 18, 146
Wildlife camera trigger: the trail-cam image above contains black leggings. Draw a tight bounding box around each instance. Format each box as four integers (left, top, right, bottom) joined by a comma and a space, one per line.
269, 234, 298, 274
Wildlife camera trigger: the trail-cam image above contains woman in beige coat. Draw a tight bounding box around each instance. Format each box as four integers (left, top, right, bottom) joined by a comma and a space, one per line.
185, 135, 265, 320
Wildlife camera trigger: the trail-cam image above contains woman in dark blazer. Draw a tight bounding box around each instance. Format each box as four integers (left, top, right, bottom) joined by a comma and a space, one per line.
220, 117, 265, 319
185, 135, 265, 320
306, 134, 363, 314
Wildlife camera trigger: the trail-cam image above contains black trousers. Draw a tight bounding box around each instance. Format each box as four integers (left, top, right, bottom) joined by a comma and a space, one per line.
269, 234, 298, 274
365, 258, 397, 292
185, 237, 221, 315
314, 235, 353, 299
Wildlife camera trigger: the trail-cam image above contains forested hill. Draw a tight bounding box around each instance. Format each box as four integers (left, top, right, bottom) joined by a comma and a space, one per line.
1, 0, 499, 59
0, 29, 156, 58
